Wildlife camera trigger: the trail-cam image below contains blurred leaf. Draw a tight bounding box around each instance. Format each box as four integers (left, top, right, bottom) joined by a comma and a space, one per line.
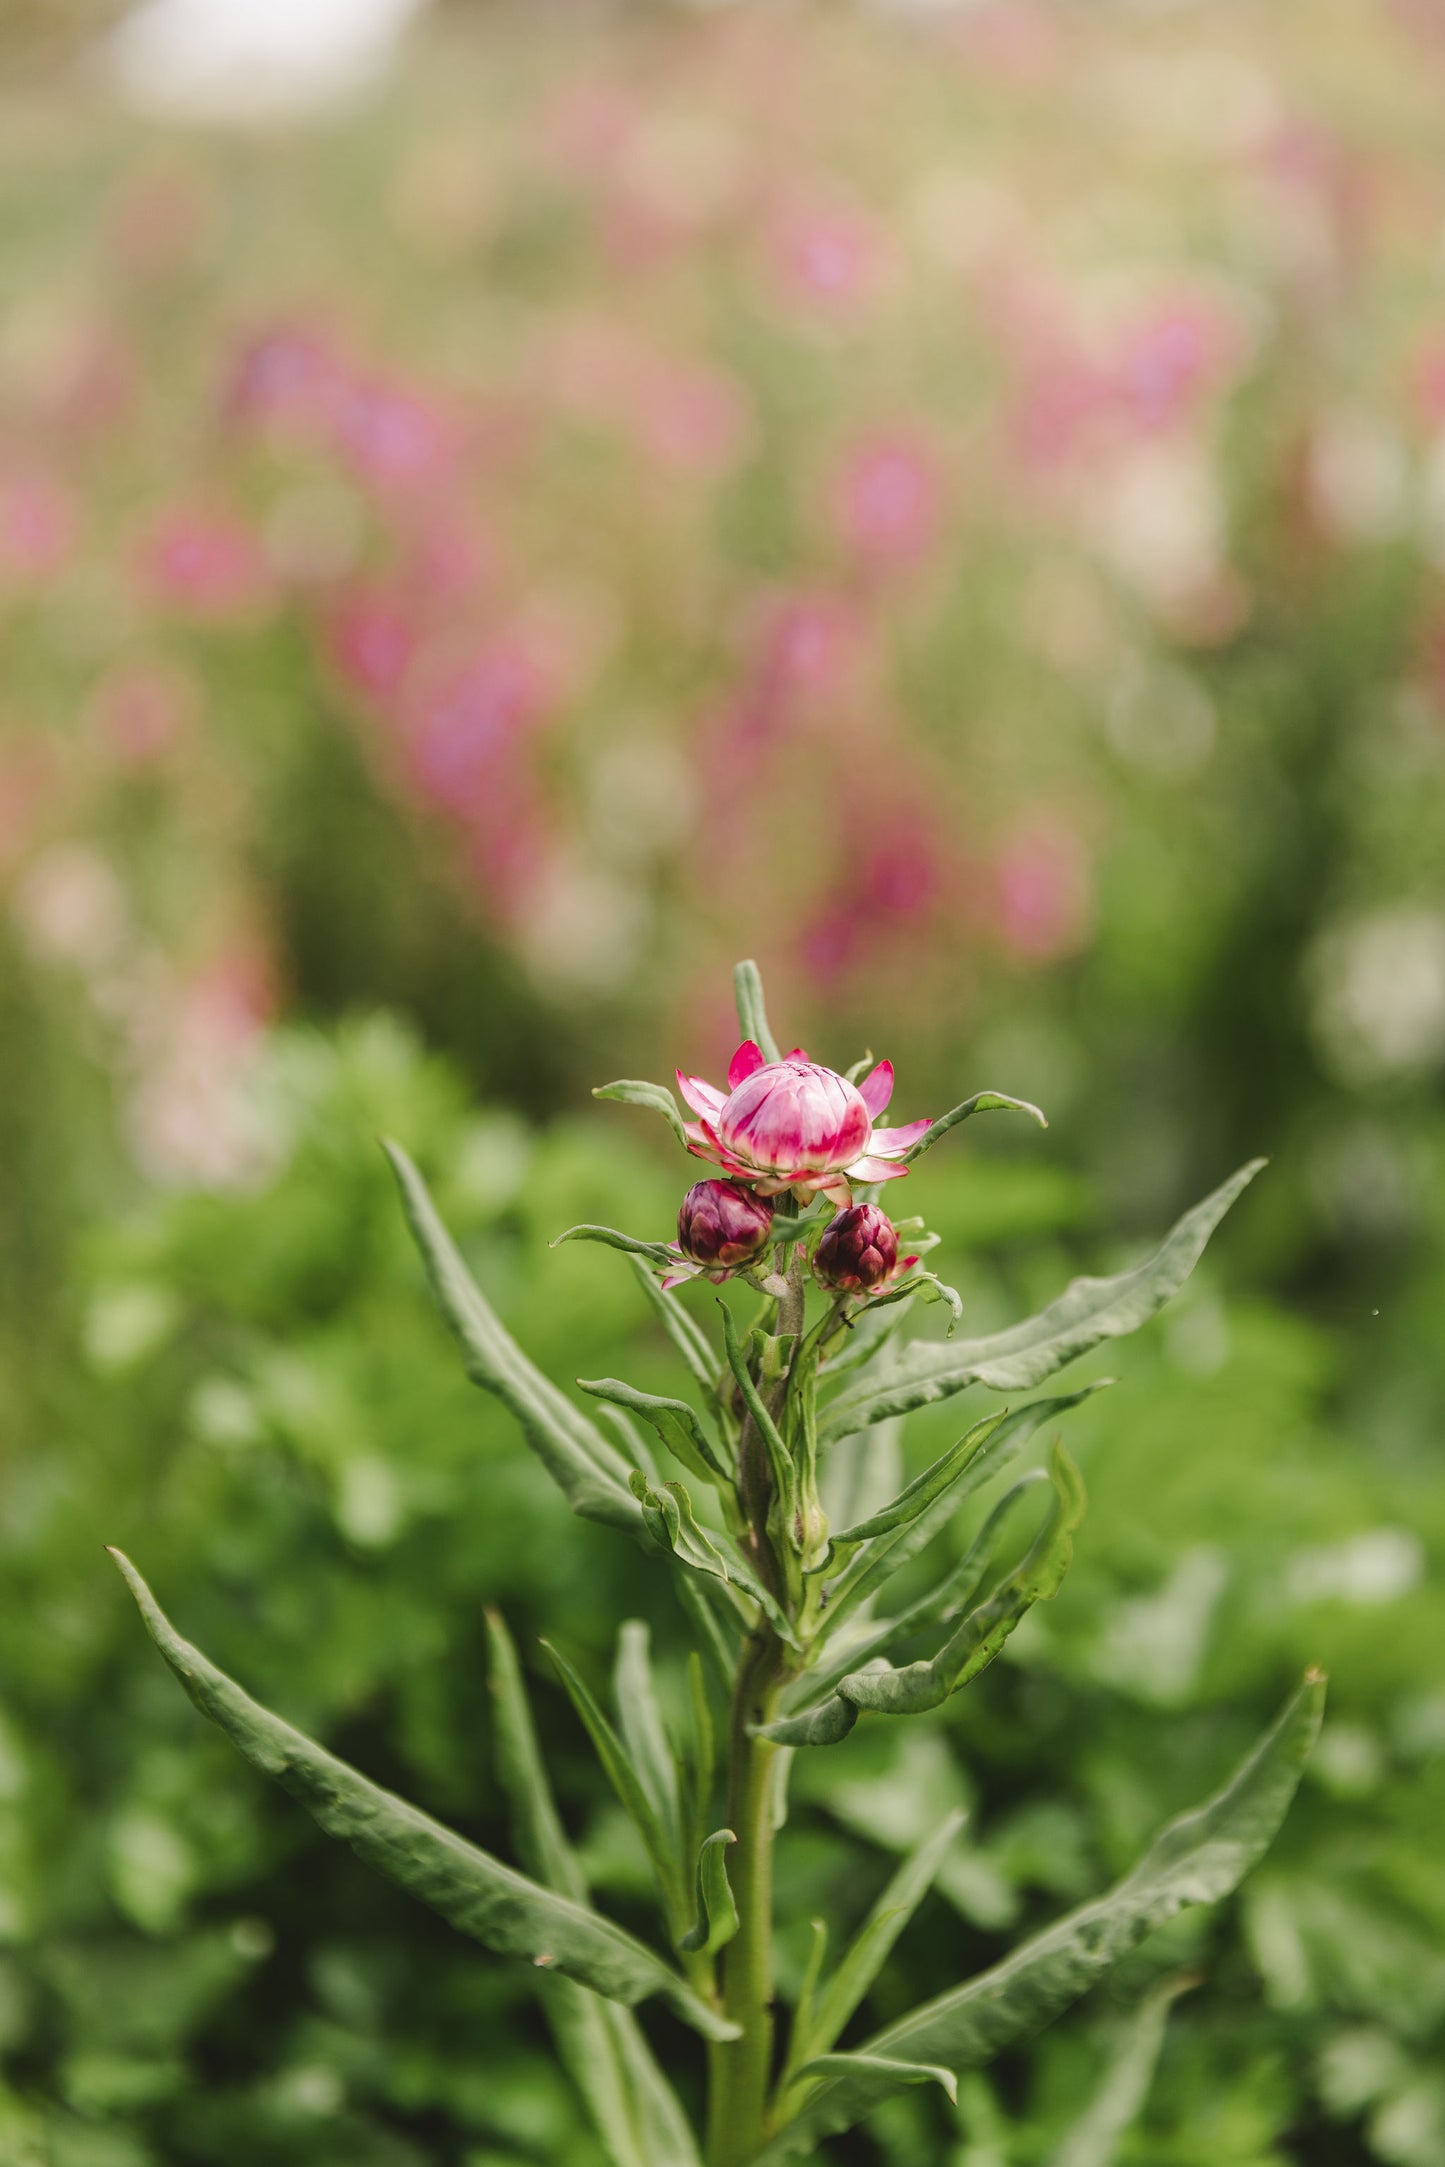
1047, 1975, 1197, 2167
542, 1639, 685, 1931
110, 1552, 736, 2044
733, 961, 781, 1065
592, 1082, 689, 1152
613, 1622, 681, 1846
384, 1141, 643, 1533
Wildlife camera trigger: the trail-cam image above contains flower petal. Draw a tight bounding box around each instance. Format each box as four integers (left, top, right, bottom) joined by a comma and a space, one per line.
782, 1046, 810, 1062
727, 1039, 766, 1089
683, 1120, 728, 1165
820, 1175, 854, 1206
677, 1070, 726, 1119
847, 1154, 910, 1183
857, 1059, 895, 1118
867, 1117, 933, 1158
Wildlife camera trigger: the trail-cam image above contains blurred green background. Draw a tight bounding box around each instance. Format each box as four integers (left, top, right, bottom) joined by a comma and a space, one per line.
2, 2, 1443, 2162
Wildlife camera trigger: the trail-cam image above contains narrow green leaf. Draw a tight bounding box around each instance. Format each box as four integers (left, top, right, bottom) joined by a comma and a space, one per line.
831, 1412, 1009, 1551
555, 1224, 677, 1269
843, 1051, 875, 1084
686, 1651, 715, 1858
757, 1672, 1325, 2158
542, 1640, 685, 1929
580, 1377, 729, 1485
680, 1830, 740, 1955
614, 1621, 681, 1843
822, 1162, 1264, 1440
627, 1253, 720, 1395
485, 1613, 704, 2167
626, 1471, 797, 1645
1048, 1974, 1196, 2167
384, 1142, 641, 1534
758, 1693, 863, 1748
904, 1090, 1048, 1164
674, 1569, 738, 1693
733, 958, 781, 1063
786, 2052, 957, 2108
789, 1811, 966, 2074
593, 1079, 690, 1149
839, 1443, 1086, 1716
791, 1919, 829, 2064
109, 1551, 735, 2043
719, 1298, 796, 1524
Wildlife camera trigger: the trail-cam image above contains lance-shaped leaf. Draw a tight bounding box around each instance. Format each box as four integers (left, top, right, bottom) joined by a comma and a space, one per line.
839, 1443, 1085, 1717
592, 1078, 690, 1150
385, 1143, 642, 1534
719, 1299, 796, 1525
756, 1672, 1325, 2159
679, 1830, 740, 1954
817, 1386, 1107, 1644
580, 1377, 729, 1485
1048, 1974, 1196, 2167
614, 1621, 681, 1843
485, 1613, 704, 2167
555, 1224, 678, 1270
822, 1162, 1264, 1440
785, 2053, 957, 2108
903, 1090, 1048, 1165
783, 1811, 966, 2082
542, 1639, 686, 1930
733, 958, 781, 1063
825, 1411, 1009, 1561
109, 1552, 736, 2044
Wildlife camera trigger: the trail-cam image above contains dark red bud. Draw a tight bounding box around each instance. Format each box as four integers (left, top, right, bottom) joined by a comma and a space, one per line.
812, 1203, 899, 1293
677, 1179, 774, 1270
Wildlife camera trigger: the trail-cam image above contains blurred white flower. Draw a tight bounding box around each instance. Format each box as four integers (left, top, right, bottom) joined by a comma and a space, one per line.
1285, 1528, 1425, 1609
109, 0, 426, 122
1308, 908, 1445, 1084
11, 844, 129, 971
1094, 443, 1225, 610
1309, 410, 1409, 542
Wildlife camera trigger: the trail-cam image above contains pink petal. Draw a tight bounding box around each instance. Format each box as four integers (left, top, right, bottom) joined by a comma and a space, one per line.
782, 1045, 810, 1061
848, 1155, 910, 1183
867, 1117, 933, 1157
858, 1058, 895, 1118
727, 1039, 766, 1089
677, 1069, 726, 1119
660, 1269, 694, 1290
820, 1175, 854, 1206
683, 1120, 727, 1164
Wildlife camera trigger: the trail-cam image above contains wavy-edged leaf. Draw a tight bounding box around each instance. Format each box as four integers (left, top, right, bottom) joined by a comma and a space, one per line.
840, 1443, 1085, 1717
733, 958, 781, 1063
593, 1078, 690, 1150
829, 1412, 1009, 1554
614, 1621, 681, 1842
680, 1830, 740, 1955
904, 1090, 1048, 1165
542, 1639, 685, 1929
1049, 1974, 1196, 2167
822, 1162, 1264, 1440
580, 1377, 729, 1485
110, 1551, 735, 2043
385, 1142, 641, 1534
555, 1224, 677, 1269
785, 1810, 966, 2080
627, 1473, 800, 1650
485, 1613, 705, 2167
757, 1672, 1325, 2158
718, 1298, 796, 1525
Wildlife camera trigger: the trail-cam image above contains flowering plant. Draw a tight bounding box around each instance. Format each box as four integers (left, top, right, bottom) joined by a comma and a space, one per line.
110, 963, 1321, 2166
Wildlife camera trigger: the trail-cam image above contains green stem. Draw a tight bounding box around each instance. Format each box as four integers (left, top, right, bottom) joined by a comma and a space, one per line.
706, 1627, 786, 2167
706, 1245, 807, 2165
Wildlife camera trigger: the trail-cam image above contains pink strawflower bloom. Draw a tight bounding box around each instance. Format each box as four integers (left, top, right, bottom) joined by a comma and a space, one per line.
812, 1203, 918, 1294
664, 1178, 775, 1288
676, 1041, 930, 1205
136, 509, 271, 620
830, 432, 945, 571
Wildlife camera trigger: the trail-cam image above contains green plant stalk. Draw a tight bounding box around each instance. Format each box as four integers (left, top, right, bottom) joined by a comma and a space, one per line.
707, 1248, 806, 2165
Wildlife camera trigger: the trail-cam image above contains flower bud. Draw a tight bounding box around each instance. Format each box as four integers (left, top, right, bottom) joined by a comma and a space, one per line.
812, 1203, 903, 1293
677, 1179, 774, 1271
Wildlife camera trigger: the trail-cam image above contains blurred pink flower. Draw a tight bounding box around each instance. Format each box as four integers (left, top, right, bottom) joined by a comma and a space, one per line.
136, 508, 272, 620
0, 472, 77, 586
333, 375, 459, 493
1111, 296, 1248, 434
632, 358, 753, 476
326, 587, 421, 703
227, 324, 342, 439
768, 198, 886, 314
401, 640, 550, 815
829, 432, 946, 570
992, 817, 1091, 962
89, 659, 198, 766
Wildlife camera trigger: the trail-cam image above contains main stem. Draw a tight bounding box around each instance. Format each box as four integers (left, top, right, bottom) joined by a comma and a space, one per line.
706, 1248, 807, 2167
